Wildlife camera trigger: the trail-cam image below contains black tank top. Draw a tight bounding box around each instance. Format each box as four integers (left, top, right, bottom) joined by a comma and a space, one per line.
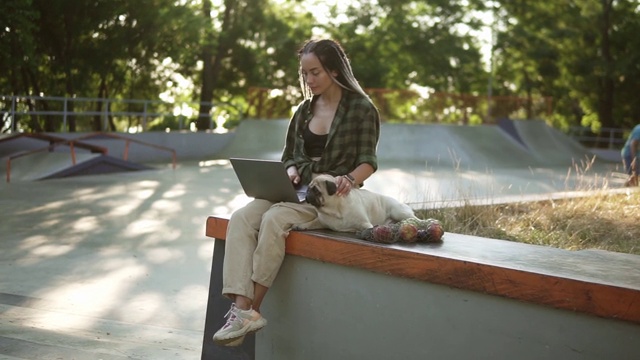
304, 126, 328, 158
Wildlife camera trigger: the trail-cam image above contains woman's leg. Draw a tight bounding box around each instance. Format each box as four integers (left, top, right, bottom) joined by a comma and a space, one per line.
214, 201, 316, 345
250, 202, 317, 311
251, 283, 269, 313
222, 199, 274, 304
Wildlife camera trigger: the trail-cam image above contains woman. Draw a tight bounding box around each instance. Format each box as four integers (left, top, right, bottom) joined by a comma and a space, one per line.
213, 39, 381, 346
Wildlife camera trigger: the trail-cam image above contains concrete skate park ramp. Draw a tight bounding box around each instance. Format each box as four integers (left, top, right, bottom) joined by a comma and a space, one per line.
378, 119, 617, 170
215, 119, 541, 169
212, 119, 289, 160
213, 118, 614, 170
377, 123, 536, 169
0, 133, 153, 182
499, 119, 602, 165
2, 152, 152, 182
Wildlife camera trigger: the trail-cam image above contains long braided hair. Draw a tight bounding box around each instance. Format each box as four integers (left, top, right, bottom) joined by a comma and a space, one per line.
298, 39, 371, 102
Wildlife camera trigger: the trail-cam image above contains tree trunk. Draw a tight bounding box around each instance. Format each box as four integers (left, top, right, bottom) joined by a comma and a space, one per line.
197, 0, 215, 131
197, 0, 235, 131
598, 0, 615, 128
22, 68, 45, 132
93, 77, 107, 131
64, 65, 76, 132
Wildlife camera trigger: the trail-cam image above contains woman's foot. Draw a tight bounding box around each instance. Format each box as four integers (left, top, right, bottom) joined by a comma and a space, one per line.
212, 303, 267, 346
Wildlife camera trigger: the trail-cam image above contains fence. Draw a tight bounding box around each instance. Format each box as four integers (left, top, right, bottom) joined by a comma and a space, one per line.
246, 87, 554, 124
567, 126, 626, 150
1, 94, 628, 151
0, 95, 242, 133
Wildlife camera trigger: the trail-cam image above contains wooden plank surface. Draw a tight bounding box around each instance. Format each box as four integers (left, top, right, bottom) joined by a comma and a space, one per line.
206, 216, 640, 324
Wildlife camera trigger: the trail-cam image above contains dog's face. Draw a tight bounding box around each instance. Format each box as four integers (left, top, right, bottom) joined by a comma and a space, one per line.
305, 174, 338, 208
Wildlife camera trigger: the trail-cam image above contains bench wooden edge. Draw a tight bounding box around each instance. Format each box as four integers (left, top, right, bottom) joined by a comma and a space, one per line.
206, 215, 640, 325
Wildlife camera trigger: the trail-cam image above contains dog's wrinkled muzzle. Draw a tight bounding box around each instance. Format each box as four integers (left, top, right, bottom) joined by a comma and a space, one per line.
305, 186, 323, 208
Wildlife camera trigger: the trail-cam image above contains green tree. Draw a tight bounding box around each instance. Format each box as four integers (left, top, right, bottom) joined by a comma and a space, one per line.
0, 0, 40, 131
494, 0, 640, 130
196, 0, 313, 130
319, 0, 488, 122
1, 0, 202, 132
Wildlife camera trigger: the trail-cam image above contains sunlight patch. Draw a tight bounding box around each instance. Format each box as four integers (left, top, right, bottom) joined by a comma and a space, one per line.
17, 200, 66, 215
19, 235, 48, 250
162, 184, 186, 198
35, 263, 148, 329
211, 194, 251, 215
116, 292, 165, 324
30, 244, 74, 257
175, 285, 208, 312
107, 201, 143, 217
145, 248, 185, 264
151, 199, 182, 212
123, 219, 163, 237
71, 216, 100, 232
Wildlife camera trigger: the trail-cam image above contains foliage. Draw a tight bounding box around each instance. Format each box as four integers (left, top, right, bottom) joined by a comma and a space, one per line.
2, 1, 640, 132
1, 0, 203, 132
494, 0, 640, 131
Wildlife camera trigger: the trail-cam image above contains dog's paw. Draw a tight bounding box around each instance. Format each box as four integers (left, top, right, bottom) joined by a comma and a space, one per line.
293, 218, 324, 231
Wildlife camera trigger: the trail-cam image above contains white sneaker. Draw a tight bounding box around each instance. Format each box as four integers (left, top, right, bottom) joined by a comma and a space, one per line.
213, 303, 267, 346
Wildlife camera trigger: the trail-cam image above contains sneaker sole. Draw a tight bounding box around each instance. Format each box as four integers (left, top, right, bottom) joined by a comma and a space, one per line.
213, 321, 267, 346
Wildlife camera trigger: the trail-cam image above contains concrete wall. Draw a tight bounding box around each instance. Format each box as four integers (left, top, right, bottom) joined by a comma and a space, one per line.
258, 254, 640, 360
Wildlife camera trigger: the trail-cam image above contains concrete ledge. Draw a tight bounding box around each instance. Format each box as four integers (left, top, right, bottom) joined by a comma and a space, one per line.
205, 216, 640, 325
202, 215, 640, 359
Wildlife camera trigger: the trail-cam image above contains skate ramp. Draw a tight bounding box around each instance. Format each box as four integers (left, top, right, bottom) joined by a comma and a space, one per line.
213, 120, 611, 171
377, 123, 539, 170
214, 120, 536, 169
3, 152, 94, 181
0, 134, 63, 158
503, 119, 604, 166
2, 152, 151, 182
212, 119, 289, 160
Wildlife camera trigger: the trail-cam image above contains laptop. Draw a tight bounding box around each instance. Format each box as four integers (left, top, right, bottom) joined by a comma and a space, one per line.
230, 157, 308, 203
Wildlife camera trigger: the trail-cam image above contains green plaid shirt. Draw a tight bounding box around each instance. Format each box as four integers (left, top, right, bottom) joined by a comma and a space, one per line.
282, 90, 380, 185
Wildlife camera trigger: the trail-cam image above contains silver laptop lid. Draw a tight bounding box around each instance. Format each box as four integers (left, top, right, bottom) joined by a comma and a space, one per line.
230, 158, 307, 203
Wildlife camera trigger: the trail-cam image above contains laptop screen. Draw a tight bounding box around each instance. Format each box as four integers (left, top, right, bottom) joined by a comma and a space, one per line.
230, 158, 307, 203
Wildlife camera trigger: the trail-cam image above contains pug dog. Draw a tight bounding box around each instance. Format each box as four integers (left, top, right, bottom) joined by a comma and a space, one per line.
295, 174, 417, 232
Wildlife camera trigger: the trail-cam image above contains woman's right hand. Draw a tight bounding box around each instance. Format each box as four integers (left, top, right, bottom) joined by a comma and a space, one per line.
287, 166, 301, 185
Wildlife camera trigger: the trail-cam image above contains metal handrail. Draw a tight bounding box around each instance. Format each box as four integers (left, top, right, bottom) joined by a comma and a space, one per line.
1, 94, 242, 132
72, 132, 177, 169
567, 126, 627, 150
4, 132, 176, 182
5, 139, 108, 183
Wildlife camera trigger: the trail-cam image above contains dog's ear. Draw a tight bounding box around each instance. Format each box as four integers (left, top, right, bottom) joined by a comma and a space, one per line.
325, 180, 337, 195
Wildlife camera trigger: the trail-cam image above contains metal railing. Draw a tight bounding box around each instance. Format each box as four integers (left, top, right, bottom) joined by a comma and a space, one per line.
567, 126, 626, 150
1, 95, 242, 133
4, 132, 177, 182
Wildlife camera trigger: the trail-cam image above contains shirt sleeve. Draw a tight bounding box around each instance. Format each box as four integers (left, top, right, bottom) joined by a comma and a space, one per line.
354, 101, 381, 171
282, 101, 307, 169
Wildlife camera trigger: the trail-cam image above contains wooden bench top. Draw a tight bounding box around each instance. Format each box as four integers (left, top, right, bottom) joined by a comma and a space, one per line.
206, 215, 640, 325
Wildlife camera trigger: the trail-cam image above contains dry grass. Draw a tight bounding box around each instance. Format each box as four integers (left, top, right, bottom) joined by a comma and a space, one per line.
416, 189, 640, 255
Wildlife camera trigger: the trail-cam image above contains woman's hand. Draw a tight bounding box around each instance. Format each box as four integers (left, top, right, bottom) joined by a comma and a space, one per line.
287, 166, 301, 185
337, 174, 355, 196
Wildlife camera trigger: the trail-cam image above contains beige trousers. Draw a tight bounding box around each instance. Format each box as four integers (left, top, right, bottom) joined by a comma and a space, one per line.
221, 199, 318, 300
